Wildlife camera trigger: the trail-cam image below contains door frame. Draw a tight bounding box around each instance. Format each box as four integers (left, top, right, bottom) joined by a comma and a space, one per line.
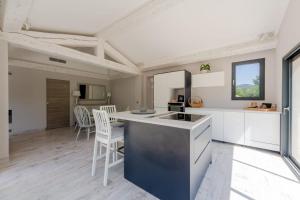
282, 42, 300, 171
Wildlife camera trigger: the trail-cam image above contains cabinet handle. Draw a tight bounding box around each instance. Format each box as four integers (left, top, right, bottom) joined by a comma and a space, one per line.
194, 141, 210, 164
283, 107, 290, 115
194, 125, 211, 140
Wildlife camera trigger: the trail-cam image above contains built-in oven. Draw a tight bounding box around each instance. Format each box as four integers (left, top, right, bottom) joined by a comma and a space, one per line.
168, 102, 185, 112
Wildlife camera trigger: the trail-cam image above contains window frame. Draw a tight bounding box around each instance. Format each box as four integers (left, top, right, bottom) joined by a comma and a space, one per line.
231, 58, 265, 100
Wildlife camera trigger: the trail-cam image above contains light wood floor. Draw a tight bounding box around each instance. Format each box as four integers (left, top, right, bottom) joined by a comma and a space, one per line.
0, 128, 299, 200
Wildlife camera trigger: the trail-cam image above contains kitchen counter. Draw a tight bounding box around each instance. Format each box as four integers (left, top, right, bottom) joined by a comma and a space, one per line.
112, 110, 212, 200
110, 110, 211, 130
186, 107, 281, 114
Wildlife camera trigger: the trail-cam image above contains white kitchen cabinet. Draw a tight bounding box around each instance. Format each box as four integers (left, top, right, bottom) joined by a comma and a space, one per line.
154, 71, 185, 108
223, 112, 245, 145
245, 113, 280, 151
192, 71, 224, 88
201, 111, 224, 141
154, 75, 171, 108
210, 111, 224, 141
186, 109, 223, 141
167, 71, 185, 88
185, 108, 281, 151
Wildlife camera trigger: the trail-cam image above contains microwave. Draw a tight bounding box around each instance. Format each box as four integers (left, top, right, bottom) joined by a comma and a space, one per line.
168, 102, 185, 112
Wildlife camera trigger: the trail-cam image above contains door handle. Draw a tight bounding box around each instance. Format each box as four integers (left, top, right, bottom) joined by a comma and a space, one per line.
283, 107, 290, 115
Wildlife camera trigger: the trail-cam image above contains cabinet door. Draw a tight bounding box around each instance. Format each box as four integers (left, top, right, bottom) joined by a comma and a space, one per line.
185, 109, 224, 141
202, 111, 224, 141
154, 74, 171, 108
245, 113, 280, 151
223, 112, 245, 145
210, 111, 224, 141
167, 71, 185, 88
154, 71, 185, 108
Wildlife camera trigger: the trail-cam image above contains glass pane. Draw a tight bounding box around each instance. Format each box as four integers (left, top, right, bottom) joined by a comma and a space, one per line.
235, 63, 260, 98
79, 84, 106, 100
291, 57, 300, 166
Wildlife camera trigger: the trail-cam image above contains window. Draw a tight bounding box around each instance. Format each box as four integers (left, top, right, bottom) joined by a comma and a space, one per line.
232, 58, 265, 100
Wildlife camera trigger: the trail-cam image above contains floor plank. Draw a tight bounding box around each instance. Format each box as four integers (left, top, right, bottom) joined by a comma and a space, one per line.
0, 128, 299, 200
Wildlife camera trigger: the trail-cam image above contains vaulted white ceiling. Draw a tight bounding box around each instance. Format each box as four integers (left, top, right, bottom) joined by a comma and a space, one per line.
12, 0, 291, 71
27, 0, 150, 35
100, 0, 289, 69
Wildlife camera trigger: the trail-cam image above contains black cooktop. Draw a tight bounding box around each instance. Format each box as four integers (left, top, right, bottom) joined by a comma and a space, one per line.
159, 113, 205, 122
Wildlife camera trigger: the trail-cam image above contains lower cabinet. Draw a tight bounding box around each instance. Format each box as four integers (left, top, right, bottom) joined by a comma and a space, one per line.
223, 112, 245, 145
209, 111, 224, 141
186, 108, 281, 152
245, 113, 280, 151
186, 109, 223, 141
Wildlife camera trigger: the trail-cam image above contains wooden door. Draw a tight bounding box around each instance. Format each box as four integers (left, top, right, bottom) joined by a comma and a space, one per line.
46, 79, 70, 129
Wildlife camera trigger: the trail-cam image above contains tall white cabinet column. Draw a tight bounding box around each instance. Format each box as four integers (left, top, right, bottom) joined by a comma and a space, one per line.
154, 71, 188, 108
0, 40, 9, 159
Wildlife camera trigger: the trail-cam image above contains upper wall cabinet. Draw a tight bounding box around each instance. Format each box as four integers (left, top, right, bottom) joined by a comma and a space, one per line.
192, 71, 224, 88
156, 71, 185, 89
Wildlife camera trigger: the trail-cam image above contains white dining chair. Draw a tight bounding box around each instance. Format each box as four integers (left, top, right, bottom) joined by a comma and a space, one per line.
74, 110, 79, 131
92, 109, 124, 186
74, 106, 95, 141
100, 105, 125, 164
100, 105, 124, 127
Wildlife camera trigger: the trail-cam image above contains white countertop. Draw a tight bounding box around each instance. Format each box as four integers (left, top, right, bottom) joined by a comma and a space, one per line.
186, 107, 281, 114
110, 110, 211, 130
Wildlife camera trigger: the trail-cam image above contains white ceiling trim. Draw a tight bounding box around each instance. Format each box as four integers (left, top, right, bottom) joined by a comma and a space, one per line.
1, 32, 140, 75
98, 0, 184, 38
142, 38, 278, 71
0, 0, 33, 32
9, 59, 110, 80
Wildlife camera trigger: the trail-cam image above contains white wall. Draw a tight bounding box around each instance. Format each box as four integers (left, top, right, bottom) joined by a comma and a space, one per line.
0, 40, 9, 159
143, 49, 276, 109
9, 65, 110, 134
110, 75, 143, 111
276, 0, 300, 109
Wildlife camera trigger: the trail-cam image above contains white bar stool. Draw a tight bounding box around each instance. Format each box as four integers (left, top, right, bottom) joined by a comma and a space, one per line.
91, 109, 124, 186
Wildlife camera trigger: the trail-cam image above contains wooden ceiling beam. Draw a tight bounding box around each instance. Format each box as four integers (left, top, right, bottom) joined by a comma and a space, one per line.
98, 0, 184, 38
18, 30, 99, 47
9, 59, 110, 80
1, 32, 140, 75
0, 0, 33, 32
104, 42, 137, 69
17, 30, 140, 73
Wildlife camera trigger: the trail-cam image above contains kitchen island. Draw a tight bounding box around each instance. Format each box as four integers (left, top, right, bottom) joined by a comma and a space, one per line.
111, 111, 212, 200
